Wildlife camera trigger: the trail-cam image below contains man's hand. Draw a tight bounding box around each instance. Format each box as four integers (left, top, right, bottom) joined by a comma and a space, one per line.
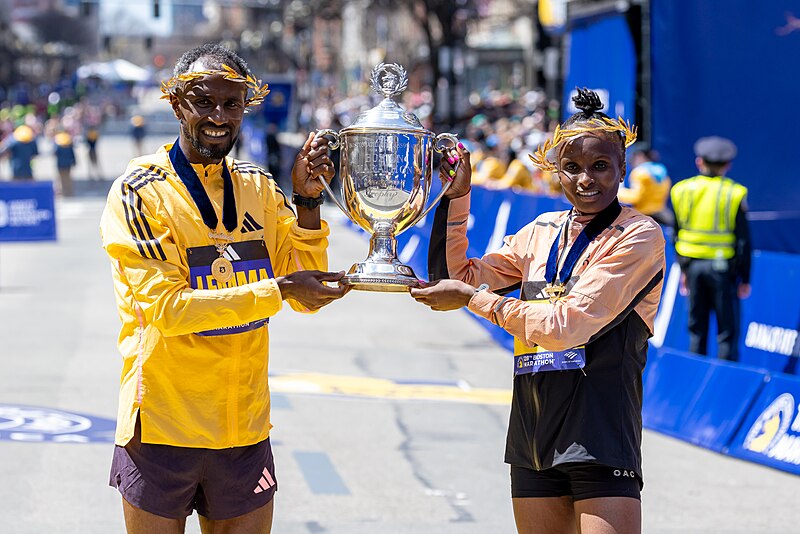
409, 279, 476, 311
277, 270, 349, 311
438, 142, 472, 199
679, 273, 689, 296
291, 132, 335, 198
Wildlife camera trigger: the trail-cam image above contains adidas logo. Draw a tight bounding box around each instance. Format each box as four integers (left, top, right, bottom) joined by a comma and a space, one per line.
253, 466, 276, 494
221, 245, 240, 261
240, 212, 263, 233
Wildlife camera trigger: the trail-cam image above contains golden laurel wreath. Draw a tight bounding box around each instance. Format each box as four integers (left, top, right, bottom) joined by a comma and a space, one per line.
160, 64, 270, 111
528, 117, 638, 172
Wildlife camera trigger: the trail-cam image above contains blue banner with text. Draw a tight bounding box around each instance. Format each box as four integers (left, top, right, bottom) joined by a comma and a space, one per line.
0, 181, 56, 242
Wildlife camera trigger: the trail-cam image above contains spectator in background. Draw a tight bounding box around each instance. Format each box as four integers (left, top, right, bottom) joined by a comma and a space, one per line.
0, 125, 39, 180
265, 122, 282, 178
85, 127, 102, 180
472, 137, 507, 187
53, 131, 76, 196
618, 146, 673, 225
491, 158, 534, 191
671, 136, 751, 361
130, 114, 146, 156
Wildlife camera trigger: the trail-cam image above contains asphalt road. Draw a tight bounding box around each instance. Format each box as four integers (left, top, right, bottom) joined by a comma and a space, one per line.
0, 134, 798, 533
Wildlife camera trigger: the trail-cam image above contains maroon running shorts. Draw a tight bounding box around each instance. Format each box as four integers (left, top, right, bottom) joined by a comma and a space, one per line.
109, 419, 277, 520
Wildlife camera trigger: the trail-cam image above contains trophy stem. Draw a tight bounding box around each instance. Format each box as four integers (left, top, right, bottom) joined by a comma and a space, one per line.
342, 223, 420, 292
367, 224, 398, 261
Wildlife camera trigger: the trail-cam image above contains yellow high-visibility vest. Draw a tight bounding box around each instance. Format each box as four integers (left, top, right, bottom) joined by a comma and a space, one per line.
671, 175, 747, 259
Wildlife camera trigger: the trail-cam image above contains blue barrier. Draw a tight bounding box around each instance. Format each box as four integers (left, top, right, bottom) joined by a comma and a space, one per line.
642, 349, 768, 451
0, 181, 56, 242
740, 252, 800, 374
642, 350, 716, 439
727, 373, 800, 475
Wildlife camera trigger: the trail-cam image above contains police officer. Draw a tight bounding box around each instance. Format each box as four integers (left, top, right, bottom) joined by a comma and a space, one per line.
671, 136, 751, 360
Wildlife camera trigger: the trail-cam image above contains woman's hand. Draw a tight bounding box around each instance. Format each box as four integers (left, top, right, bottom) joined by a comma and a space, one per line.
291, 132, 335, 198
409, 279, 477, 311
438, 142, 472, 199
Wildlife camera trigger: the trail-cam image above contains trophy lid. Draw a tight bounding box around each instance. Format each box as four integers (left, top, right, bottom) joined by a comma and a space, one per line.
344, 63, 427, 132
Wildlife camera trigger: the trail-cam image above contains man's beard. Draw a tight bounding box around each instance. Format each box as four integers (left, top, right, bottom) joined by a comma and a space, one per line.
183, 124, 237, 160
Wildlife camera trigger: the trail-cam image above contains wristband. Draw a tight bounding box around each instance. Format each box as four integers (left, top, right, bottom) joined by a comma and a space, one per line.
292, 192, 325, 209
490, 296, 510, 325
474, 283, 489, 294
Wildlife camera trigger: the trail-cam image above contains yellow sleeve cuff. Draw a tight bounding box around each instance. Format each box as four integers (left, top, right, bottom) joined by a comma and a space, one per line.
290, 219, 330, 251
252, 277, 283, 314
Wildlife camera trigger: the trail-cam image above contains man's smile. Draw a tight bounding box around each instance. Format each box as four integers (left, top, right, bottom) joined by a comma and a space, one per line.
202, 128, 229, 138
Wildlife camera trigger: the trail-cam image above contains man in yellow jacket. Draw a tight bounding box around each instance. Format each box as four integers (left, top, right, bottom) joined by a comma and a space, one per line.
100, 44, 348, 532
670, 136, 751, 361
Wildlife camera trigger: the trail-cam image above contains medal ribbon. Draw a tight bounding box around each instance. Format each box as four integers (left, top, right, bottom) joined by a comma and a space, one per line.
169, 140, 237, 233
545, 199, 622, 287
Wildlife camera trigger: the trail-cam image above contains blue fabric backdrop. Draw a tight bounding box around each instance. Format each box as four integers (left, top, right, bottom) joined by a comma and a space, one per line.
564, 13, 636, 120
651, 0, 800, 253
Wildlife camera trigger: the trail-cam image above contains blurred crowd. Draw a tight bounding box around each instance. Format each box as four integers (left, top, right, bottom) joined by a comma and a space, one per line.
0, 81, 142, 196
456, 88, 563, 195
299, 84, 566, 196
1, 75, 672, 214
297, 82, 674, 220
1, 71, 579, 199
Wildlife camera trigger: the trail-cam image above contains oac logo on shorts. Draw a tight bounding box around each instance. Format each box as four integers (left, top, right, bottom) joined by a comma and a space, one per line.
0, 405, 116, 443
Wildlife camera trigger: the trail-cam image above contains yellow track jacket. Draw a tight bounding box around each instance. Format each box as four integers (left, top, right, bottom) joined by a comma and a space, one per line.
100, 143, 329, 449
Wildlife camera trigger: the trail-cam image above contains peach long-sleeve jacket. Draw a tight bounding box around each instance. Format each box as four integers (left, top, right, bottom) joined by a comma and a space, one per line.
428, 192, 665, 475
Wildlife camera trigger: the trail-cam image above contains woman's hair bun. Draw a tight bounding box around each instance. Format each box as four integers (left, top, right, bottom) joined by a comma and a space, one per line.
572, 87, 604, 115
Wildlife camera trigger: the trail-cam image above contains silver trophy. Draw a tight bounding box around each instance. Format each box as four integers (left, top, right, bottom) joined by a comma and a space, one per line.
316, 63, 458, 292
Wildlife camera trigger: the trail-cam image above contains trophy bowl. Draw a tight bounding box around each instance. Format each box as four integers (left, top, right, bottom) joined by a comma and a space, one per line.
315, 63, 458, 292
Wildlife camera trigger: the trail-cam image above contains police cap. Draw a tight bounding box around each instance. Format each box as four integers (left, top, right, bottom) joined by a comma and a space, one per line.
693, 136, 737, 163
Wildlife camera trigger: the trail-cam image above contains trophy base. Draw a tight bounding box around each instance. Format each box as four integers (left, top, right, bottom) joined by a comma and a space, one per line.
341, 261, 420, 292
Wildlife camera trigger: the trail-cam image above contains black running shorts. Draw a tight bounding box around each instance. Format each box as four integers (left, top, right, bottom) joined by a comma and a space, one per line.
109, 418, 277, 520
511, 462, 641, 501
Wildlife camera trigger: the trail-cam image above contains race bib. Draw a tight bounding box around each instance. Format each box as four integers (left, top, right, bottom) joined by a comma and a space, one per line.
187, 239, 274, 336
513, 340, 586, 375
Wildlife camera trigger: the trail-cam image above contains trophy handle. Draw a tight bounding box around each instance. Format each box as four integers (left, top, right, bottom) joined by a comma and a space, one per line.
417, 133, 459, 220
316, 128, 340, 150
313, 129, 356, 224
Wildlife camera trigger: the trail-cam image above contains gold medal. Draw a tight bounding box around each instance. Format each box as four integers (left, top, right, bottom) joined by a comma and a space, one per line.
211, 256, 234, 283
543, 284, 566, 303
208, 231, 236, 284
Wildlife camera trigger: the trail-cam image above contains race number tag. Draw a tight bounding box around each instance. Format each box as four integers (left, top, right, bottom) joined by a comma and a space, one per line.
513, 341, 586, 375
187, 239, 274, 336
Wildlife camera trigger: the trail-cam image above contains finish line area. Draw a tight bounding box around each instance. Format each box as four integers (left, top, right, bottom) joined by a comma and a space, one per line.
0, 192, 797, 532
270, 371, 512, 405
